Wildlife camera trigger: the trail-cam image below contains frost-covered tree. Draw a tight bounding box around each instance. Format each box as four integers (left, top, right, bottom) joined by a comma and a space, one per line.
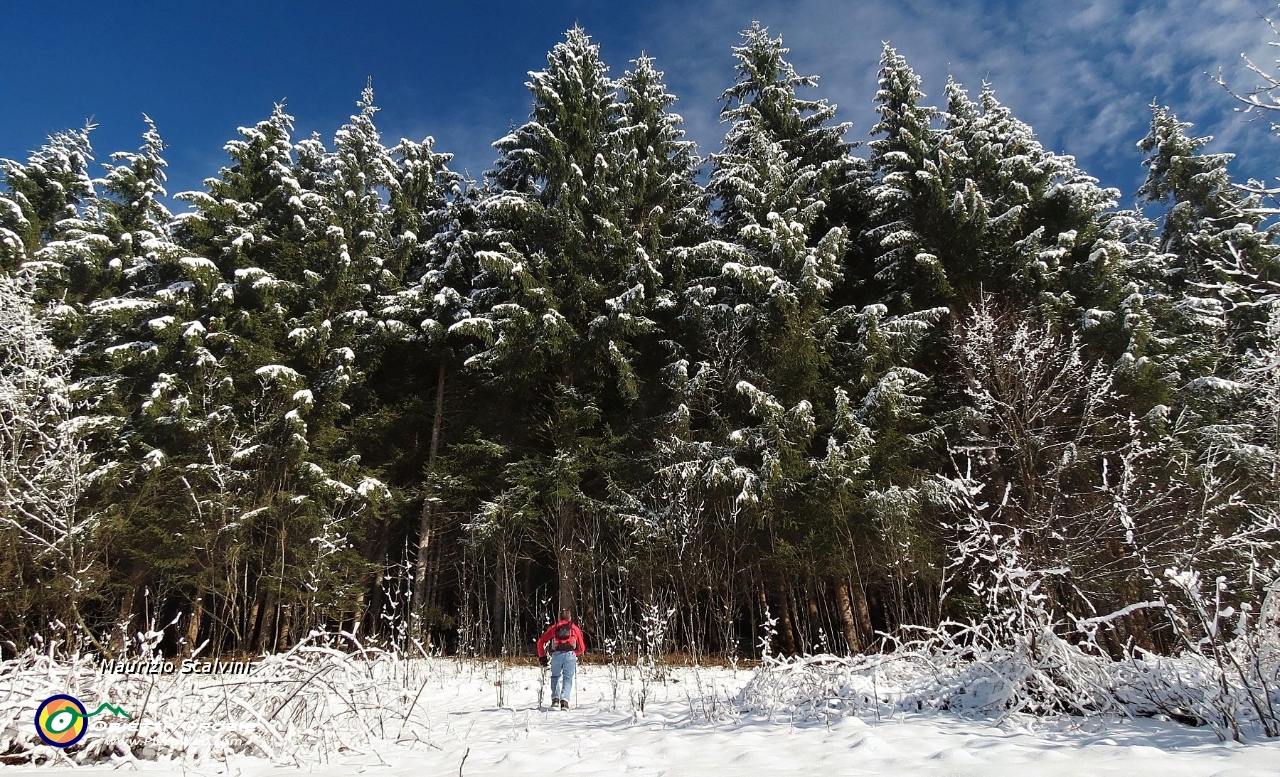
174, 103, 300, 280
865, 45, 947, 310
280, 84, 399, 470
471, 27, 655, 618
0, 272, 100, 650
615, 53, 703, 256
0, 124, 96, 273
644, 25, 940, 653
696, 25, 854, 624
940, 80, 1119, 309
715, 22, 864, 239
374, 138, 466, 635
1138, 103, 1280, 348
941, 296, 1125, 633
48, 120, 254, 648
698, 22, 854, 413
160, 100, 386, 650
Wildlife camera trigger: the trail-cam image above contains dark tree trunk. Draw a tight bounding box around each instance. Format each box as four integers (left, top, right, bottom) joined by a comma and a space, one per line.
777, 584, 797, 655
113, 568, 147, 653
851, 579, 874, 644
411, 363, 448, 630
250, 591, 273, 654
556, 499, 577, 614
185, 587, 205, 654
835, 580, 863, 654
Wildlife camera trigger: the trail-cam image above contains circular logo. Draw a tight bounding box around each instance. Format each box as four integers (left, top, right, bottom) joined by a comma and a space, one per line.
34, 695, 88, 748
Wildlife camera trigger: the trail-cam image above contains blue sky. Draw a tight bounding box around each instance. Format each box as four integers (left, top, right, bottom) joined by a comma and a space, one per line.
4, 0, 1279, 208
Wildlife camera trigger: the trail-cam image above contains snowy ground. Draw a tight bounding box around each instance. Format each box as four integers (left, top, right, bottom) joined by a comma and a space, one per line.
10, 660, 1280, 776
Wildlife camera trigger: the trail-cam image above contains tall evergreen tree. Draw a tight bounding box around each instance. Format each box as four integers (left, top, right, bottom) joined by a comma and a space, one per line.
615, 53, 704, 291
1138, 103, 1280, 347
0, 125, 97, 273
476, 27, 632, 616
865, 45, 946, 310
939, 79, 1109, 305
374, 134, 465, 635
715, 22, 863, 238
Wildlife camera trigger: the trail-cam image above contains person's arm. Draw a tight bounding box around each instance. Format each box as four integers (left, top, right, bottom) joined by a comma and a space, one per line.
536, 626, 553, 658
573, 623, 586, 656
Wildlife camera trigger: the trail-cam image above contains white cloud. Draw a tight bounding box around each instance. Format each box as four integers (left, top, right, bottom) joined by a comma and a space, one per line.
630, 0, 1280, 194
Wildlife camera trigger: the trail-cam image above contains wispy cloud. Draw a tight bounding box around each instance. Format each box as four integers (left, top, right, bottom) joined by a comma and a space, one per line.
630, 0, 1280, 196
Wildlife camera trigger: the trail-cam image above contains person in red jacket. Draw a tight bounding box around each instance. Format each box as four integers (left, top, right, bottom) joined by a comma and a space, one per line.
536, 608, 586, 709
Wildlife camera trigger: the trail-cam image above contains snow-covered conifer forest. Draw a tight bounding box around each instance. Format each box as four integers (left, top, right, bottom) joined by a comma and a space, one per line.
4, 20, 1280, 763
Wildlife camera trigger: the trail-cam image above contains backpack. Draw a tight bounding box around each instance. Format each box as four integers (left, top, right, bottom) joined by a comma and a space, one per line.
552, 622, 575, 652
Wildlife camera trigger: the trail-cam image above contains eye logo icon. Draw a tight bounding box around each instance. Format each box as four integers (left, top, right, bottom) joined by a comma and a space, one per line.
34, 695, 130, 748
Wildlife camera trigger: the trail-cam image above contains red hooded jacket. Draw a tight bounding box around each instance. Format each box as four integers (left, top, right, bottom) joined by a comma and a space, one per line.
536, 619, 586, 657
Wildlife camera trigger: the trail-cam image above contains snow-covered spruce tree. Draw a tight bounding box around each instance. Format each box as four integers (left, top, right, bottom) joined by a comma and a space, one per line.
612, 50, 706, 397
12, 118, 279, 652
940, 79, 1121, 311
470, 27, 648, 623
67, 121, 245, 649
707, 135, 854, 654
99, 117, 172, 239
169, 102, 380, 652
615, 53, 704, 260
596, 53, 714, 645
18, 118, 259, 652
69, 118, 186, 397
866, 56, 1126, 327
1138, 103, 1280, 350
0, 272, 100, 652
865, 44, 947, 311
0, 124, 97, 274
373, 133, 467, 640
716, 22, 866, 242
173, 103, 300, 279
243, 86, 413, 643
280, 83, 397, 490
642, 24, 936, 655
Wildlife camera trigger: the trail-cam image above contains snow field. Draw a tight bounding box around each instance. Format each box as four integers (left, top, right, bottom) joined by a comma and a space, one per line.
4, 647, 1280, 775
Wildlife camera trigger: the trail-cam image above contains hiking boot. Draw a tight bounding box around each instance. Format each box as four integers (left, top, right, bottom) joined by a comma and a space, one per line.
550, 698, 560, 708
559, 699, 569, 710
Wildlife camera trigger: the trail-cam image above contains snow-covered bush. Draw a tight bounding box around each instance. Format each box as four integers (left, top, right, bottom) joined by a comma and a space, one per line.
630, 601, 675, 714
0, 631, 440, 765
0, 272, 101, 651
738, 619, 1120, 724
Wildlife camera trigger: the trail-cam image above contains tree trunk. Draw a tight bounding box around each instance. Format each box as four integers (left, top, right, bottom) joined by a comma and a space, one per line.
244, 592, 261, 654
186, 587, 206, 654
556, 498, 577, 614
113, 568, 146, 653
807, 588, 822, 641
278, 604, 294, 650
777, 584, 797, 655
834, 580, 863, 654
851, 580, 874, 644
411, 363, 447, 629
251, 591, 273, 654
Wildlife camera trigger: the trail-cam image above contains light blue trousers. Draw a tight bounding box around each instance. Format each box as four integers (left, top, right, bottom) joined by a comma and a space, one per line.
549, 651, 578, 701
